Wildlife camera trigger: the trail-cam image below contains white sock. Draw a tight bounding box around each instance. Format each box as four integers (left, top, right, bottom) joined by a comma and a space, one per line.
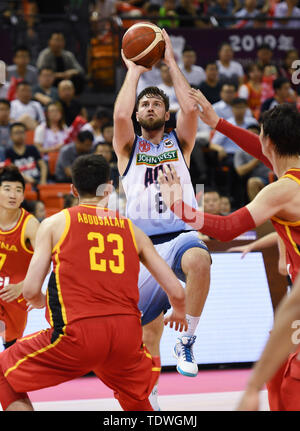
182, 314, 200, 337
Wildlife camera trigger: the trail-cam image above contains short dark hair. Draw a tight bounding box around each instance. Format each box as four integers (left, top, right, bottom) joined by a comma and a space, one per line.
182, 45, 195, 54
0, 99, 10, 108
101, 121, 113, 134
221, 81, 237, 91
38, 67, 54, 74
0, 166, 25, 190
247, 123, 261, 134
10, 122, 26, 134
136, 86, 169, 112
205, 60, 217, 70
231, 97, 247, 106
14, 45, 30, 56
76, 130, 94, 143
218, 42, 232, 53
273, 77, 289, 91
261, 103, 300, 157
16, 80, 31, 89
258, 43, 272, 51
204, 187, 221, 196
71, 154, 110, 197
94, 107, 112, 120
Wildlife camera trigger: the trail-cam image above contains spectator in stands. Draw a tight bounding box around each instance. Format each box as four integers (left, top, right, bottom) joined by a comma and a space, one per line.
63, 193, 79, 208
5, 122, 47, 185
34, 101, 68, 161
10, 81, 45, 130
261, 63, 278, 103
234, 123, 271, 201
36, 32, 85, 94
220, 195, 231, 215
208, 0, 234, 27
198, 61, 222, 104
32, 67, 58, 107
279, 49, 300, 94
176, 0, 198, 27
81, 107, 112, 145
55, 130, 93, 182
260, 76, 296, 115
272, 0, 300, 28
0, 99, 12, 155
57, 80, 87, 127
256, 43, 275, 69
233, 0, 260, 28
158, 0, 179, 28
212, 82, 238, 119
203, 189, 222, 215
23, 199, 46, 222
179, 45, 206, 87
210, 97, 259, 207
94, 142, 119, 189
238, 62, 263, 119
216, 42, 244, 87
157, 64, 180, 118
7, 46, 38, 87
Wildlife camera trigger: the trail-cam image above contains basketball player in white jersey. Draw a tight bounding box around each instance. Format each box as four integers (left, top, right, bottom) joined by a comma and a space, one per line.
113, 29, 211, 407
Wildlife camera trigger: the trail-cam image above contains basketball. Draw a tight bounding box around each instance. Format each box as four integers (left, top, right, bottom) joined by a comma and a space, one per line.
122, 22, 165, 68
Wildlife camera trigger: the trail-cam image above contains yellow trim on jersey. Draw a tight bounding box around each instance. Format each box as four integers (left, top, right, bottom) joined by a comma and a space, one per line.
20, 214, 34, 254
79, 204, 107, 210
0, 208, 25, 235
4, 333, 64, 378
152, 367, 161, 372
127, 219, 138, 253
271, 216, 300, 227
46, 289, 53, 328
52, 209, 71, 253
54, 250, 68, 333
18, 329, 46, 343
285, 225, 300, 256
281, 174, 300, 187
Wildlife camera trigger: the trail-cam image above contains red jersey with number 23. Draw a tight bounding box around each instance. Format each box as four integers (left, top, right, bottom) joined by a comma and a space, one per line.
46, 205, 141, 331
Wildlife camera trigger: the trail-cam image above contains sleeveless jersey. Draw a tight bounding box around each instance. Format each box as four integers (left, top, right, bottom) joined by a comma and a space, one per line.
271, 169, 300, 283
0, 208, 34, 310
121, 130, 198, 236
46, 205, 141, 333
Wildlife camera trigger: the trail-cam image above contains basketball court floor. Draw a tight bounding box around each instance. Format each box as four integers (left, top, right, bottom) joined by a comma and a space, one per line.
7, 368, 269, 411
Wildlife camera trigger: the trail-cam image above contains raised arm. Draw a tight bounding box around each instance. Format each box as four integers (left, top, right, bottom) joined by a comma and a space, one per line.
162, 30, 198, 158
188, 88, 273, 170
113, 52, 149, 174
131, 222, 187, 331
237, 272, 300, 410
158, 165, 293, 242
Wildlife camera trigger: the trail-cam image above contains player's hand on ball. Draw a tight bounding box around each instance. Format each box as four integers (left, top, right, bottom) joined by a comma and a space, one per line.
161, 29, 176, 66
164, 311, 188, 332
158, 165, 182, 208
121, 50, 151, 74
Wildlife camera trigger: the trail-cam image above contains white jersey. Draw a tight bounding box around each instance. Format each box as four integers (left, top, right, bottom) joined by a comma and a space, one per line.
121, 130, 198, 236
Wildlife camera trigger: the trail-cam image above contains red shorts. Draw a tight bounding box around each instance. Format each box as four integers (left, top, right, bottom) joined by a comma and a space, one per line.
0, 299, 28, 343
267, 346, 300, 411
0, 314, 160, 411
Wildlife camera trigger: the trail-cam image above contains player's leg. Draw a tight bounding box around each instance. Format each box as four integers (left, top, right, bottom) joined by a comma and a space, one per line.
0, 365, 31, 411
93, 315, 160, 411
142, 312, 164, 411
171, 232, 211, 377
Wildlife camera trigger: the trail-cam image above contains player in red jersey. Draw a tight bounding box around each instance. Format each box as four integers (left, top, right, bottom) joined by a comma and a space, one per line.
157, 98, 300, 411
0, 166, 39, 349
0, 154, 187, 411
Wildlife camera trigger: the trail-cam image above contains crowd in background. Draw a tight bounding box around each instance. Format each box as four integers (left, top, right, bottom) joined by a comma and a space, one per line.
0, 0, 300, 219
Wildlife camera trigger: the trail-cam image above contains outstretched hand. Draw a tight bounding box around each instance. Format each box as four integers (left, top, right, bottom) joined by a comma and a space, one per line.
188, 88, 220, 129
164, 310, 188, 332
157, 165, 183, 208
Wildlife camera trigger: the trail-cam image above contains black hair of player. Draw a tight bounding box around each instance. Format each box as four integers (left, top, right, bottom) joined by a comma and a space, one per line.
71, 154, 110, 197
261, 103, 300, 157
0, 166, 25, 191
136, 86, 170, 112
